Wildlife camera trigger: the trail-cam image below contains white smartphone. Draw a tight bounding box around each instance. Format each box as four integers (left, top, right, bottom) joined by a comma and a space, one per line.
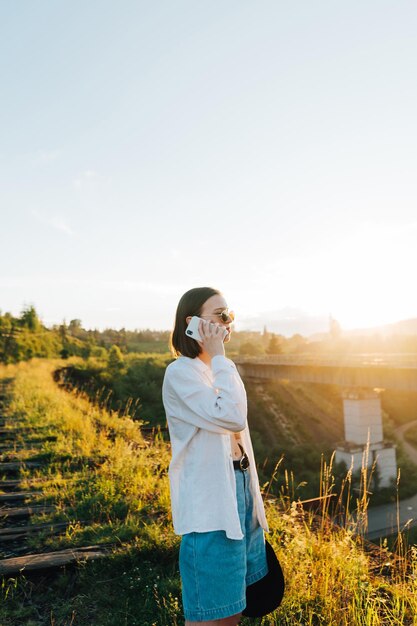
185, 316, 203, 342
185, 316, 229, 342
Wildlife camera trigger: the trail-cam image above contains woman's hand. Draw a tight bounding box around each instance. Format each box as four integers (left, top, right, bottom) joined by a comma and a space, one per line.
198, 319, 227, 358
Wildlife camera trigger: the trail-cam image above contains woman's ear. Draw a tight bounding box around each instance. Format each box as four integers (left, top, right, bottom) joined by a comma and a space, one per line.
185, 316, 192, 325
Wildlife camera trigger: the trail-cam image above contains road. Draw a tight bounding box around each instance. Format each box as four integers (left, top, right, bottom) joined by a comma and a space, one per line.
394, 418, 417, 465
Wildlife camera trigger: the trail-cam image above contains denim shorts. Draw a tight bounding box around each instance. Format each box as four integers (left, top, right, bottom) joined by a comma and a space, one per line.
179, 467, 268, 622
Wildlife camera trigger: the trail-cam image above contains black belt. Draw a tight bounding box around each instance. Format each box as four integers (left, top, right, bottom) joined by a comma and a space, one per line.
233, 443, 250, 471
233, 453, 250, 471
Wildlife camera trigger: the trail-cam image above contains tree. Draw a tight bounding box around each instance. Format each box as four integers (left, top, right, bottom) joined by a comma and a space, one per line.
81, 336, 96, 360
0, 314, 13, 363
329, 316, 342, 341
108, 344, 124, 374
59, 321, 68, 341
239, 341, 262, 356
20, 305, 41, 332
68, 319, 83, 337
262, 325, 270, 346
287, 333, 308, 353
266, 333, 283, 355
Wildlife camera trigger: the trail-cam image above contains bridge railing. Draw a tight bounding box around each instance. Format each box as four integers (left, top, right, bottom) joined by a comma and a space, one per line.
233, 353, 417, 369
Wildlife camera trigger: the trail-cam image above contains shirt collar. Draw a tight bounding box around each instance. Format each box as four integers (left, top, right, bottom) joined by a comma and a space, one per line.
179, 355, 211, 372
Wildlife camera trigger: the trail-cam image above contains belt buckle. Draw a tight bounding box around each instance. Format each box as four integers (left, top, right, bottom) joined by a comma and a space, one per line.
239, 453, 249, 471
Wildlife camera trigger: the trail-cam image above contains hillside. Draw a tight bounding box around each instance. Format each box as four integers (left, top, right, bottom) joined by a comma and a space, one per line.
1, 359, 417, 625
55, 353, 417, 502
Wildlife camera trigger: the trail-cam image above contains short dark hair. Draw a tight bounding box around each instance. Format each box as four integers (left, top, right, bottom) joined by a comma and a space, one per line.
170, 287, 221, 358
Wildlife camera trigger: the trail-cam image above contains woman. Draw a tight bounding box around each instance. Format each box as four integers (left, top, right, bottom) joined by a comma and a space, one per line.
162, 287, 269, 625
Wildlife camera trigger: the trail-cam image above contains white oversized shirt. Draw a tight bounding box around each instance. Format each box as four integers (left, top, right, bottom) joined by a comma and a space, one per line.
162, 354, 269, 540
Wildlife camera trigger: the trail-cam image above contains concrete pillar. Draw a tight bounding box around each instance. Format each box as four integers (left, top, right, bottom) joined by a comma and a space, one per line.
336, 388, 397, 490
374, 446, 397, 488
342, 389, 383, 445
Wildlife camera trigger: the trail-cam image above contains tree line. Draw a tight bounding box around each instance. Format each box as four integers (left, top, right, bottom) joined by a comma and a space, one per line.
0, 305, 171, 364
2, 304, 417, 365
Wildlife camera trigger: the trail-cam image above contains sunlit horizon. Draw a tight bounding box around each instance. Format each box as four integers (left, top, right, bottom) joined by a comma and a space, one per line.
4, 296, 414, 337
1, 2, 416, 336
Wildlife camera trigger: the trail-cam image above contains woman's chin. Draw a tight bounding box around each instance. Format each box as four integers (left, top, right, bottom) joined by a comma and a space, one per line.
223, 332, 231, 343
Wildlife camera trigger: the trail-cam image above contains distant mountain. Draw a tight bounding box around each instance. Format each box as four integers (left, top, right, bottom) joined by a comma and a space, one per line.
237, 307, 330, 337
237, 309, 417, 339
344, 318, 417, 338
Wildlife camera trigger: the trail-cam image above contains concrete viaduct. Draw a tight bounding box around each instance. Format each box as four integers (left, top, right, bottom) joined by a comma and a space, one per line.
234, 354, 417, 538
234, 354, 417, 392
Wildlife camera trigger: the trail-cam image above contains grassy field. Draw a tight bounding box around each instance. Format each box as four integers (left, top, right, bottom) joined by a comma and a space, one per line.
1, 359, 417, 625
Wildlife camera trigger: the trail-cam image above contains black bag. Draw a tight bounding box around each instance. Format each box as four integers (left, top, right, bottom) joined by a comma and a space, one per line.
242, 539, 285, 618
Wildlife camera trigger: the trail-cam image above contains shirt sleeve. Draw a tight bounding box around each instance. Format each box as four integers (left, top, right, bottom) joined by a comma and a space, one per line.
163, 356, 247, 434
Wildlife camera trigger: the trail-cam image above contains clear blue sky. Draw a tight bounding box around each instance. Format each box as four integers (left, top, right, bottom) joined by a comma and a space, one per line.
1, 1, 416, 332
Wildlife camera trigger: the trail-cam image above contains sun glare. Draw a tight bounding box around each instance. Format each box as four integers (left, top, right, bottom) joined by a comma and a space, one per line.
232, 221, 416, 332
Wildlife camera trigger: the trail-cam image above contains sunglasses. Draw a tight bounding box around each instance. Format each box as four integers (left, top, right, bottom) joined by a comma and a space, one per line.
200, 309, 235, 324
